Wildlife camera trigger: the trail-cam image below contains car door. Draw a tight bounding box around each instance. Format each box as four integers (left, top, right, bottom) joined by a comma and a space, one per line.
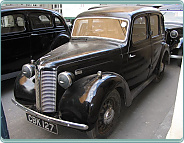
126, 14, 152, 88
148, 14, 164, 76
28, 11, 55, 61
1, 12, 31, 77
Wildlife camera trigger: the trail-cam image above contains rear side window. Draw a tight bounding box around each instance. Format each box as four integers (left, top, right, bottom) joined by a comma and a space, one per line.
1, 14, 25, 34
132, 16, 147, 43
29, 13, 53, 29
55, 17, 64, 27
150, 15, 159, 37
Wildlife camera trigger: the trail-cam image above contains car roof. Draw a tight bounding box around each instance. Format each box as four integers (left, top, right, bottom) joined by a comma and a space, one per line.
1, 6, 57, 14
159, 4, 183, 11
77, 5, 160, 19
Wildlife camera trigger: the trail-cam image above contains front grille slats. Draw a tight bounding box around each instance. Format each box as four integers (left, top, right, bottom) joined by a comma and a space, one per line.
41, 70, 57, 113
35, 68, 57, 113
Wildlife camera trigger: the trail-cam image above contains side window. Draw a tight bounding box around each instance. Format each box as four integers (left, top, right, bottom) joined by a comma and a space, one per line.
29, 13, 53, 29
55, 17, 64, 27
132, 16, 147, 43
1, 14, 25, 34
150, 15, 159, 37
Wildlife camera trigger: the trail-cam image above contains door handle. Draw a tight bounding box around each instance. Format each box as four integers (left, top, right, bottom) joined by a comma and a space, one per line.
129, 54, 136, 58
31, 33, 38, 36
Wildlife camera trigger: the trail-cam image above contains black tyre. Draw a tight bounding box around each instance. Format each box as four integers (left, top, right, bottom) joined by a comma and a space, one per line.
86, 89, 121, 139
154, 57, 165, 82
177, 48, 183, 66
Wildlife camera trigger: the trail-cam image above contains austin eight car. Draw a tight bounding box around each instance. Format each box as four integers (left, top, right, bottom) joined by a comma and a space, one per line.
12, 6, 170, 138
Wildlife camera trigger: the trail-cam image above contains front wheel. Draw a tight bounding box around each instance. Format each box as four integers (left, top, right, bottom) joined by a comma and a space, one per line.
86, 89, 121, 139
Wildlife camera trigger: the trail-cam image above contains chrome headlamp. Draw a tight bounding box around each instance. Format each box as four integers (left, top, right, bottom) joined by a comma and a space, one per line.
170, 30, 178, 38
22, 64, 35, 78
58, 72, 74, 89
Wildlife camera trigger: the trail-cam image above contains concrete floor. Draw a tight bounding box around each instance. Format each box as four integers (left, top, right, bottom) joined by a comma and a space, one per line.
1, 60, 181, 139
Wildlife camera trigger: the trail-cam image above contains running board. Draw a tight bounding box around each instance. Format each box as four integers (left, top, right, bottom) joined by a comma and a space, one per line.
170, 55, 183, 59
131, 75, 156, 99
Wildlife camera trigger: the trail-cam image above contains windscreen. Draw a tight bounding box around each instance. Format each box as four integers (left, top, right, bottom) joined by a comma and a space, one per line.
72, 18, 128, 41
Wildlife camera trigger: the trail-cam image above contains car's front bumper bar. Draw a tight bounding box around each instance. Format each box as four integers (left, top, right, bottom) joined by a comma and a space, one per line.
11, 98, 88, 130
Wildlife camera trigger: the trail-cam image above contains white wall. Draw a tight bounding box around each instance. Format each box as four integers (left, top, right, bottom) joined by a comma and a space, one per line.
62, 4, 100, 18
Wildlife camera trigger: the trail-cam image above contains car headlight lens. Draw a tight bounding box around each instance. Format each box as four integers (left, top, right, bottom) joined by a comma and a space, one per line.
58, 72, 74, 89
22, 64, 35, 78
170, 30, 178, 38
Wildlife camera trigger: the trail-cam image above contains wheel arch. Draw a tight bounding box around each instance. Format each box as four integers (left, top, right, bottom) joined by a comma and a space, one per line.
162, 49, 170, 65
59, 72, 132, 129
161, 43, 170, 65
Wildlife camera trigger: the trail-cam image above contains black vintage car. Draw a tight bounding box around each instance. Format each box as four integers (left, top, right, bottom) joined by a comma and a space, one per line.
12, 6, 170, 138
1, 6, 70, 80
159, 4, 183, 66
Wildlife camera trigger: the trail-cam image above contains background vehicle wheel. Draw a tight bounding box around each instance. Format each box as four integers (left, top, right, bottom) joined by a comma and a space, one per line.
177, 48, 183, 66
154, 58, 165, 82
86, 89, 121, 139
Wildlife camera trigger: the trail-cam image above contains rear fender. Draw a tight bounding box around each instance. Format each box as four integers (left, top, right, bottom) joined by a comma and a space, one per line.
50, 34, 70, 50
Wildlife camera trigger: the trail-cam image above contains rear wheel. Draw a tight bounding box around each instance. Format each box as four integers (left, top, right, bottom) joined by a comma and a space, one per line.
154, 57, 165, 82
86, 89, 121, 139
177, 48, 183, 66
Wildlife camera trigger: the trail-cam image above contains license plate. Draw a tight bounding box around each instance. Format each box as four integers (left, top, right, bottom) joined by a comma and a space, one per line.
26, 113, 58, 134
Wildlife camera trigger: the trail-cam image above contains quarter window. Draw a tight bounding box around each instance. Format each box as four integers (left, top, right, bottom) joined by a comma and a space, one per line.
160, 16, 165, 34
1, 14, 25, 34
55, 17, 64, 27
132, 16, 147, 43
29, 13, 53, 29
150, 15, 159, 37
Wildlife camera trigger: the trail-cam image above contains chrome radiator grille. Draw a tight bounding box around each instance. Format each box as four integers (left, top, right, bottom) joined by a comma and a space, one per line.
35, 69, 57, 113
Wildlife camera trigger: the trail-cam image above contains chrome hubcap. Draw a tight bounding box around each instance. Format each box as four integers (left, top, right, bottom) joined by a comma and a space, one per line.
104, 107, 115, 125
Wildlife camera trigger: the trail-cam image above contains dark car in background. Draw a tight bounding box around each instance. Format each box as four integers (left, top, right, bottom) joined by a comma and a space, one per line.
159, 4, 183, 66
12, 6, 170, 138
1, 6, 71, 80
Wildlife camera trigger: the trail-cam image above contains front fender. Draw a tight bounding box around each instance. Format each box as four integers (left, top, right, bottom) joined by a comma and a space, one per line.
59, 72, 131, 129
14, 73, 36, 105
176, 37, 183, 49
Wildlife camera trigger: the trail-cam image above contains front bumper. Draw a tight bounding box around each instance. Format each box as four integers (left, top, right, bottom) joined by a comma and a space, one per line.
11, 98, 88, 130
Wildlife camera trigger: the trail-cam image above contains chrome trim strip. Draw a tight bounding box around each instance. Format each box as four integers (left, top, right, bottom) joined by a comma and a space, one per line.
11, 98, 89, 130
35, 68, 41, 111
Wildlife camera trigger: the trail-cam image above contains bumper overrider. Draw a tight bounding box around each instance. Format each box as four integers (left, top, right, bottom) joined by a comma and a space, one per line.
11, 98, 88, 130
